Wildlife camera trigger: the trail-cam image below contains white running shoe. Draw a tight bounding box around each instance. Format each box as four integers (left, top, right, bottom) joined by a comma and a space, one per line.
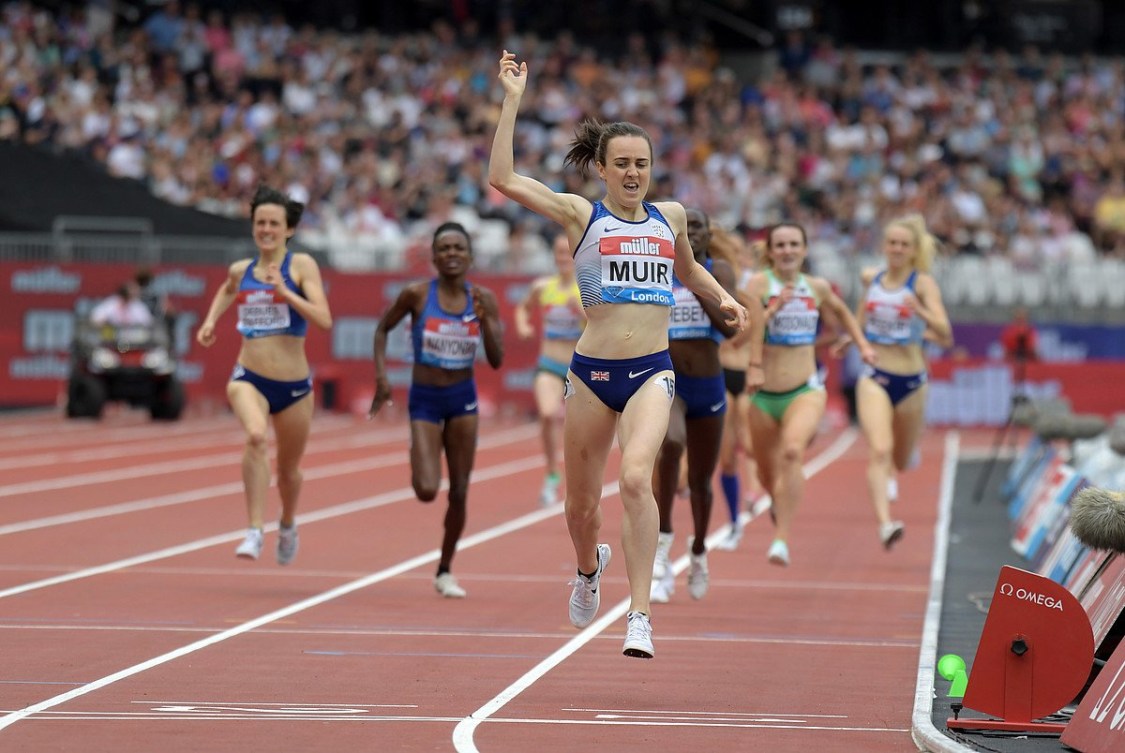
880, 521, 905, 550
887, 477, 899, 503
276, 524, 299, 566
434, 572, 467, 598
714, 524, 742, 552
652, 532, 674, 580
235, 528, 263, 560
569, 543, 611, 628
622, 611, 654, 659
687, 550, 709, 600
767, 539, 790, 567
649, 569, 675, 604
539, 474, 560, 507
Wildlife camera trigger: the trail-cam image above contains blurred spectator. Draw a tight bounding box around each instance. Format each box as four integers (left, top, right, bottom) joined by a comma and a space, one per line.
90, 281, 155, 327
0, 2, 1121, 277
134, 266, 167, 317
504, 220, 551, 274
142, 0, 183, 55
778, 29, 811, 78
999, 307, 1039, 362
1093, 171, 1125, 253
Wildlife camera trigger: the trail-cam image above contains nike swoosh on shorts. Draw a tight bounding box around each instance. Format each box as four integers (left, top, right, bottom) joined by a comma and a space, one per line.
628, 368, 653, 379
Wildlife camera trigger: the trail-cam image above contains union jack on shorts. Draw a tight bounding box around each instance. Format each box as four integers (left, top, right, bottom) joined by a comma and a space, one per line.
590, 370, 610, 381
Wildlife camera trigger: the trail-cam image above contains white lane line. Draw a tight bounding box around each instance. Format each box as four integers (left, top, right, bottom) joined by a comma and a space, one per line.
0, 713, 463, 723
0, 422, 410, 497
0, 419, 400, 472
568, 707, 844, 718
451, 427, 858, 753
653, 424, 858, 583
910, 431, 977, 753
0, 420, 532, 497
0, 414, 236, 446
0, 454, 544, 601
0, 452, 256, 497
0, 712, 907, 732
0, 424, 536, 535
0, 413, 309, 454
0, 483, 570, 732
0, 622, 919, 649
135, 701, 415, 708
0, 431, 239, 471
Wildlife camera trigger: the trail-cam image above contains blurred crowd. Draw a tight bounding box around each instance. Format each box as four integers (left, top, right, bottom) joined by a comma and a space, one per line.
1, 0, 1125, 273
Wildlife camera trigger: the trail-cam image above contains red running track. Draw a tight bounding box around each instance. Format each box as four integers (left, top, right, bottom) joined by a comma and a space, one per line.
0, 407, 977, 752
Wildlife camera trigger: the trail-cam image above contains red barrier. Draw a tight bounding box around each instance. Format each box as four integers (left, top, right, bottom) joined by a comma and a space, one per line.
927, 359, 1125, 425
949, 566, 1095, 734
1, 262, 543, 415
1062, 634, 1125, 752
15, 261, 1120, 422
1079, 554, 1125, 653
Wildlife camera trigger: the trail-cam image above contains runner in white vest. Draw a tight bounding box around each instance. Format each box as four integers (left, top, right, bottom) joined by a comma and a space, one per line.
854, 214, 952, 549
489, 50, 747, 659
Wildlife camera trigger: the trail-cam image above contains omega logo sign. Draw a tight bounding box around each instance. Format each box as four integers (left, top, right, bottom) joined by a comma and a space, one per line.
999, 582, 1064, 611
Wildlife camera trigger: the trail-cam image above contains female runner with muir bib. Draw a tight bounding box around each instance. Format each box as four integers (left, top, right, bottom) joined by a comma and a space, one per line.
489, 50, 747, 659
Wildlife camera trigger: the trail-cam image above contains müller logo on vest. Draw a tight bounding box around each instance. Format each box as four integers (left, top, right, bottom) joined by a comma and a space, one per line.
615, 238, 665, 256
243, 289, 280, 304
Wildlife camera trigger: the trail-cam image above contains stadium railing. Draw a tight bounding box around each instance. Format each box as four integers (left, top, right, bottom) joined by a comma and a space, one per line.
0, 228, 1121, 324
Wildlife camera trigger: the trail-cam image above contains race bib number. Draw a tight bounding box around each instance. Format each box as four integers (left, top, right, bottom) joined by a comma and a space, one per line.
420, 319, 480, 369
865, 302, 914, 343
669, 286, 710, 339
598, 235, 674, 306
238, 301, 291, 332
766, 297, 818, 345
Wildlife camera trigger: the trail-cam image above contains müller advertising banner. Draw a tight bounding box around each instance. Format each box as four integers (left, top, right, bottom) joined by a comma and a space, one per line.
926, 359, 1125, 425
0, 262, 543, 415
6, 261, 1125, 421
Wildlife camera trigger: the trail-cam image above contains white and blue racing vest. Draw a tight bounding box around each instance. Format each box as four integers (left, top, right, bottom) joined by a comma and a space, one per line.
573, 201, 675, 309
411, 280, 481, 370
863, 270, 925, 346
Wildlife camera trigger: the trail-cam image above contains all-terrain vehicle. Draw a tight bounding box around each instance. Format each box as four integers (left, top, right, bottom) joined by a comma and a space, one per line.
65, 318, 186, 420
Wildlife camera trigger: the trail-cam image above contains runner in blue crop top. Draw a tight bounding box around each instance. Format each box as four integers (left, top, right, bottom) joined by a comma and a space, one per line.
235, 253, 309, 338
490, 50, 747, 658
853, 215, 952, 552
651, 209, 741, 605
369, 222, 504, 600
196, 185, 332, 566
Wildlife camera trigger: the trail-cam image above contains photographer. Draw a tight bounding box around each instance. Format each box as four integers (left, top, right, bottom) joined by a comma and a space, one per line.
1000, 306, 1039, 362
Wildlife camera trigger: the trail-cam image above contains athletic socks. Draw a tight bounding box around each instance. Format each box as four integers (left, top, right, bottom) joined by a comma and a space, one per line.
720, 473, 740, 524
